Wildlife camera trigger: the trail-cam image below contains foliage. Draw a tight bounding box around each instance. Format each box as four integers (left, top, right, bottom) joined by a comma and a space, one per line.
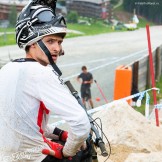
137, 17, 155, 28
8, 4, 17, 27
67, 11, 79, 23
57, 0, 66, 6
123, 0, 162, 24
110, 0, 120, 6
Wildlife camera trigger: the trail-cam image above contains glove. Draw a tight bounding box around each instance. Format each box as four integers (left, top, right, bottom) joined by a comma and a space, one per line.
53, 127, 68, 142
61, 131, 68, 142
42, 140, 64, 159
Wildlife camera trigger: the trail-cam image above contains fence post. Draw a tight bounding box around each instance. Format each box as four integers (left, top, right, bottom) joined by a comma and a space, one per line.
155, 47, 161, 81
131, 61, 139, 102
146, 57, 151, 88
132, 61, 139, 89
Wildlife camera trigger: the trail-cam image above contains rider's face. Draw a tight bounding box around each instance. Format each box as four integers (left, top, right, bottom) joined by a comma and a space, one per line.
31, 34, 63, 66
43, 35, 63, 63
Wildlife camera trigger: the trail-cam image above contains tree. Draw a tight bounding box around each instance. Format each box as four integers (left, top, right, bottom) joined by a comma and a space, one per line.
123, 0, 162, 24
67, 11, 78, 23
58, 0, 66, 6
8, 4, 17, 27
110, 0, 120, 6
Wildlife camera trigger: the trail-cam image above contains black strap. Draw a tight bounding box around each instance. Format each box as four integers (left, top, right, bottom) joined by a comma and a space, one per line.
12, 58, 36, 62
37, 40, 62, 76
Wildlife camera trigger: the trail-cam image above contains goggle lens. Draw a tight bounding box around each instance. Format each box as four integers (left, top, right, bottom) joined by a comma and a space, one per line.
37, 10, 54, 22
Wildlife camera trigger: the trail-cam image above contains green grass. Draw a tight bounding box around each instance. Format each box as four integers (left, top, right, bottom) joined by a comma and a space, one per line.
114, 4, 124, 11
0, 28, 15, 32
0, 27, 16, 46
137, 17, 155, 28
0, 33, 16, 46
67, 22, 113, 36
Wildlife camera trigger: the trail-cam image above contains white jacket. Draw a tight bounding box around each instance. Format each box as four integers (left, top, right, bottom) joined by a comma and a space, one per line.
0, 59, 91, 162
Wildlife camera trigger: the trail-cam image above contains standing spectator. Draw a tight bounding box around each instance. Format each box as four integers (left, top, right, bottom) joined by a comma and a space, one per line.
77, 66, 94, 108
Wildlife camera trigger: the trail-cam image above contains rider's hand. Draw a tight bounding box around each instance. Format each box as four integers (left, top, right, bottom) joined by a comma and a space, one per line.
81, 141, 87, 150
42, 140, 64, 159
77, 141, 87, 151
53, 127, 68, 142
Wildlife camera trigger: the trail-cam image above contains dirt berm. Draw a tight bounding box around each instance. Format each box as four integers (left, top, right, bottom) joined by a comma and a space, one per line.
92, 100, 162, 162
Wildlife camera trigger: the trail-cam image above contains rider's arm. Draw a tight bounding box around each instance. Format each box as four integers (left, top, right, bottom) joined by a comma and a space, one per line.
36, 68, 91, 157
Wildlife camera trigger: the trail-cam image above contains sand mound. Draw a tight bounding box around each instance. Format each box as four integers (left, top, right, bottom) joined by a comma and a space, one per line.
125, 152, 162, 162
92, 100, 162, 162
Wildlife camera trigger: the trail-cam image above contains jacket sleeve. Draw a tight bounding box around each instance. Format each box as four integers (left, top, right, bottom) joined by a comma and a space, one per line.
36, 68, 91, 156
44, 124, 60, 140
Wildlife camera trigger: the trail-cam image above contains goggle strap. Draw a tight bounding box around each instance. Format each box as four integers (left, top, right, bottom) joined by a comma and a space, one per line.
37, 40, 62, 76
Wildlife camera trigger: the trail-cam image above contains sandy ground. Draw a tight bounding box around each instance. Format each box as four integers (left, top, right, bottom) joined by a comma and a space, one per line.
92, 100, 162, 162
97, 144, 140, 162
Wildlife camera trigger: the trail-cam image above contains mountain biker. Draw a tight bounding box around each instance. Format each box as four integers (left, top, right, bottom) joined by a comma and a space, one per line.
0, 1, 91, 162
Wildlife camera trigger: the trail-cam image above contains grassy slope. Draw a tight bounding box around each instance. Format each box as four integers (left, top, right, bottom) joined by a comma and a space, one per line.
113, 3, 155, 27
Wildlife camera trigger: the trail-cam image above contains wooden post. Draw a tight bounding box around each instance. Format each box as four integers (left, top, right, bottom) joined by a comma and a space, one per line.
131, 61, 139, 102
132, 61, 139, 89
146, 57, 151, 88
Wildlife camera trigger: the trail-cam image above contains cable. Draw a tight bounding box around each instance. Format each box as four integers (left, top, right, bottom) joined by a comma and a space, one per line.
89, 115, 111, 161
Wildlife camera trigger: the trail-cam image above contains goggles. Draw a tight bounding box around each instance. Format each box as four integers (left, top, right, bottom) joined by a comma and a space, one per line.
36, 10, 55, 22
34, 9, 66, 26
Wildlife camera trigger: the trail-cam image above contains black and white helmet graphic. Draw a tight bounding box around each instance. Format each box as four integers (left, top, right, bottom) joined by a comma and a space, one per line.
16, 2, 66, 49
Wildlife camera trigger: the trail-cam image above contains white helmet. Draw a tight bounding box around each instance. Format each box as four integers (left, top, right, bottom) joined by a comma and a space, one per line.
16, 1, 67, 49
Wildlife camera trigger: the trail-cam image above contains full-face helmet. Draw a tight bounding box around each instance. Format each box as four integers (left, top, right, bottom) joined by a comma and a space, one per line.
16, 1, 66, 49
